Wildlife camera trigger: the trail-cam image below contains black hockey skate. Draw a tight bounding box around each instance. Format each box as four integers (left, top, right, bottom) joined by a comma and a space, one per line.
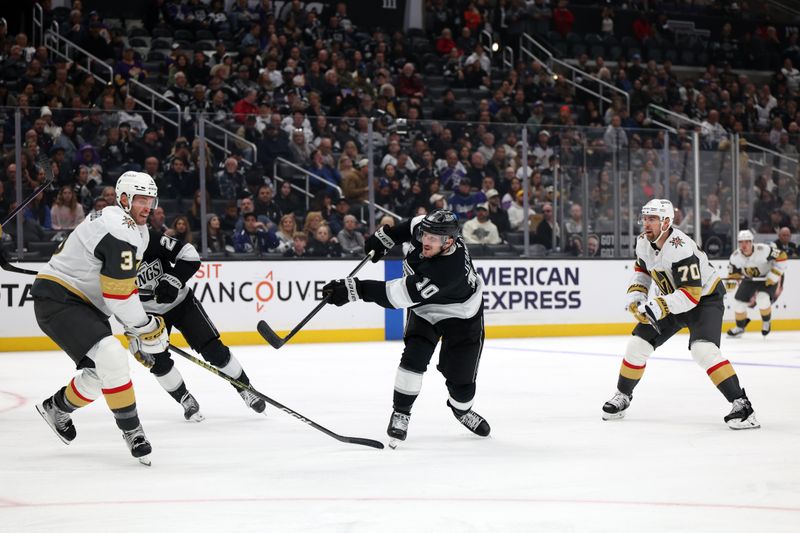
180, 392, 204, 422
387, 410, 410, 449
726, 319, 750, 338
238, 389, 266, 414
602, 391, 631, 420
761, 320, 771, 337
447, 401, 491, 437
36, 397, 76, 444
724, 389, 760, 430
122, 425, 152, 466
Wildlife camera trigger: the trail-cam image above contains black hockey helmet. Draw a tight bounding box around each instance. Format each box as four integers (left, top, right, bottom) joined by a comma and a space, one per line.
416, 209, 460, 240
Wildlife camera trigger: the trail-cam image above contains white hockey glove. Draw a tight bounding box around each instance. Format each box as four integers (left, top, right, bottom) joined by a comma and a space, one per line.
126, 315, 169, 368
638, 297, 669, 323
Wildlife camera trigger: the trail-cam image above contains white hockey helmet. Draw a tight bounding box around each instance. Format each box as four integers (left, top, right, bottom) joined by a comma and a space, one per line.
641, 198, 675, 228
115, 171, 158, 213
737, 229, 755, 242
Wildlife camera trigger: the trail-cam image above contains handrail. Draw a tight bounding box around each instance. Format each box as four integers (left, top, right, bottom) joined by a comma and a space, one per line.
128, 78, 182, 137
743, 139, 798, 179
199, 117, 257, 166
479, 29, 494, 61
647, 104, 704, 130
33, 3, 43, 47
519, 33, 630, 115
502, 46, 514, 71
274, 156, 343, 199
272, 157, 401, 220
44, 29, 114, 85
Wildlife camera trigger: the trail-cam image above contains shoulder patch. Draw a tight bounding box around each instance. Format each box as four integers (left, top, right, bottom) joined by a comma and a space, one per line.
668, 235, 685, 248
122, 216, 137, 229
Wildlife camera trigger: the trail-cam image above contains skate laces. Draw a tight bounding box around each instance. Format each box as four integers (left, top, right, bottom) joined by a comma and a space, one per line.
47, 399, 72, 429
609, 392, 630, 408
458, 410, 483, 430
239, 389, 260, 407
123, 425, 146, 446
391, 412, 409, 432
180, 392, 198, 409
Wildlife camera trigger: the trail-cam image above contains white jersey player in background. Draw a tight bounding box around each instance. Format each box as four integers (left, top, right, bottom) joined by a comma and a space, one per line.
726, 229, 788, 337
31, 172, 169, 465
602, 199, 759, 430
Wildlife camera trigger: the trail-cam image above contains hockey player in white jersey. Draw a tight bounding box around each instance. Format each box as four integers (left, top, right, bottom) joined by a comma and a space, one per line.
31, 171, 169, 465
134, 228, 266, 420
726, 229, 788, 337
602, 199, 759, 430
322, 210, 490, 448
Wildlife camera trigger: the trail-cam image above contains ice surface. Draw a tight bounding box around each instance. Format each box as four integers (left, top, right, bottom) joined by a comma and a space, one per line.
1, 332, 799, 532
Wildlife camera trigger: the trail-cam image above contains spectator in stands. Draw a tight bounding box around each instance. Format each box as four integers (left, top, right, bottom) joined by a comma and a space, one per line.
564, 203, 583, 234
148, 206, 168, 235
700, 110, 728, 150
166, 215, 193, 246
552, 0, 574, 38
463, 203, 503, 245
163, 156, 197, 199
274, 214, 297, 252
283, 232, 309, 258
50, 184, 85, 230
528, 0, 552, 36
206, 214, 231, 254
253, 184, 281, 224
289, 128, 313, 166
215, 157, 247, 201
464, 42, 491, 75
535, 201, 559, 249
774, 226, 798, 257
435, 28, 458, 56
337, 214, 365, 256
603, 115, 628, 151
233, 212, 279, 254
232, 88, 259, 124
307, 224, 343, 258
396, 63, 424, 98
307, 149, 341, 196
273, 180, 302, 217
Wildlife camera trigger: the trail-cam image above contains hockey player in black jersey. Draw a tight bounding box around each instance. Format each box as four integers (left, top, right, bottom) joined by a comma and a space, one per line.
135, 229, 266, 419
322, 209, 490, 448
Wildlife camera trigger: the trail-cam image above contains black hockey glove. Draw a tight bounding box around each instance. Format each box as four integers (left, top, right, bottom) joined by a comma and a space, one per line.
154, 273, 183, 304
322, 278, 361, 306
364, 224, 395, 263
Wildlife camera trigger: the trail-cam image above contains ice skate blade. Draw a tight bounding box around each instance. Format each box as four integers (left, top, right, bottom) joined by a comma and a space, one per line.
35, 403, 72, 445
727, 415, 761, 430
138, 455, 152, 466
601, 411, 626, 421
186, 412, 205, 422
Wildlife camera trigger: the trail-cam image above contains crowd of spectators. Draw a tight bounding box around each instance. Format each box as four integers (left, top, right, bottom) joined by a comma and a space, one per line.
0, 0, 798, 261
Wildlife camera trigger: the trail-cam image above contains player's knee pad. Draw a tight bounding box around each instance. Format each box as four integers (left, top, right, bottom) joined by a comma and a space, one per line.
690, 340, 724, 371
200, 338, 230, 367
150, 351, 174, 377
87, 336, 131, 388
755, 291, 771, 310
625, 335, 654, 367
446, 381, 476, 410
72, 368, 102, 400
731, 298, 749, 314
394, 366, 424, 396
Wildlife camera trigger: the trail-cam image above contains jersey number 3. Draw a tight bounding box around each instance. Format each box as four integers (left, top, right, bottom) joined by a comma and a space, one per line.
120, 251, 134, 271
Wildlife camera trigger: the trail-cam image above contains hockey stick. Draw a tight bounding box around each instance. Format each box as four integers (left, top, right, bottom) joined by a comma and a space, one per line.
0, 156, 55, 276
257, 251, 375, 349
167, 344, 384, 449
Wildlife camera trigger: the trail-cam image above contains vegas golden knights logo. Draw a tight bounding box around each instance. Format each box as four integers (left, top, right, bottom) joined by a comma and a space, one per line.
651, 270, 676, 295
382, 0, 397, 8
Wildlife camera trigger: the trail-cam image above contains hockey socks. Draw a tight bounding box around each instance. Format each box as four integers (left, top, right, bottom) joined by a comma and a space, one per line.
706, 360, 743, 403
392, 366, 423, 413
154, 366, 188, 403
102, 381, 141, 432
616, 359, 645, 396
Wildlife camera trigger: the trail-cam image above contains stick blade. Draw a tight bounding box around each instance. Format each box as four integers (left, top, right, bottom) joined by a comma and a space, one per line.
257, 320, 285, 348
345, 437, 385, 449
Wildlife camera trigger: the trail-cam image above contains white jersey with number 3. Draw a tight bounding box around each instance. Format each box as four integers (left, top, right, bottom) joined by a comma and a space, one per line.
37, 205, 150, 328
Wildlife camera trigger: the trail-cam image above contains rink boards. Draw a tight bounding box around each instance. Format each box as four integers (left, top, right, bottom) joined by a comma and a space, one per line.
1, 259, 798, 351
